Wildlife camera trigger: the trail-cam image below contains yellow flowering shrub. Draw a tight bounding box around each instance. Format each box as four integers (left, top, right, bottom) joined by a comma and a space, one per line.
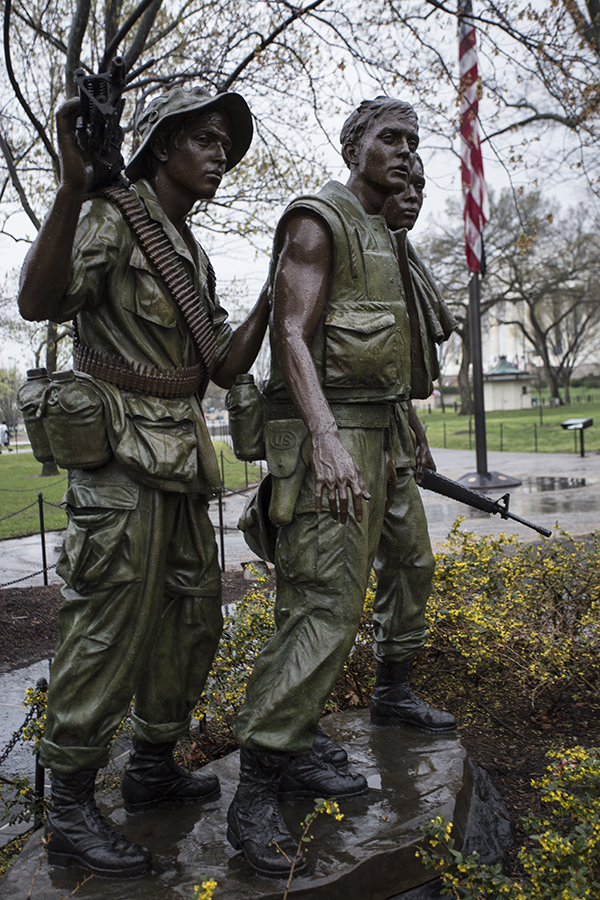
417, 746, 600, 899
427, 523, 600, 710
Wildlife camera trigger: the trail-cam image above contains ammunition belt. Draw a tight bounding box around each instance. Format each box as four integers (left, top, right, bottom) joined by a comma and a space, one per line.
265, 401, 395, 429
97, 186, 217, 398
74, 341, 202, 398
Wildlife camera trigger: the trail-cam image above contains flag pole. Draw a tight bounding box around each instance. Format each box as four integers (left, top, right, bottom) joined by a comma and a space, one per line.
468, 270, 488, 478
457, 0, 519, 490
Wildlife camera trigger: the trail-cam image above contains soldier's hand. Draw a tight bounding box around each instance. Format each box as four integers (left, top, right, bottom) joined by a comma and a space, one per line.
311, 429, 370, 523
56, 98, 93, 193
414, 436, 436, 484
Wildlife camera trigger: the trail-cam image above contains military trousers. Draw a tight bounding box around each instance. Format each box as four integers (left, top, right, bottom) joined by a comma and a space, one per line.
39, 461, 222, 773
372, 467, 435, 664
233, 427, 388, 756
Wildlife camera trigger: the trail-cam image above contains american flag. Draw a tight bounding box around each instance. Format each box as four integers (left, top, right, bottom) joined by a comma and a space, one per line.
458, 0, 489, 273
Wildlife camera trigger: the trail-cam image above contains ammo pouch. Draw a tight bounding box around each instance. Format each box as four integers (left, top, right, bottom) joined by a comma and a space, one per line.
226, 374, 265, 461
30, 370, 112, 470
264, 418, 310, 526
17, 368, 54, 463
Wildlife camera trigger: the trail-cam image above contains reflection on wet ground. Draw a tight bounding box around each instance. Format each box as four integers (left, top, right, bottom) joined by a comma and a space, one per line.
521, 476, 588, 492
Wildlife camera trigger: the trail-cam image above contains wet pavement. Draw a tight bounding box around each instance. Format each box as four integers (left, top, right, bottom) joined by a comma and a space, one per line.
1, 448, 599, 590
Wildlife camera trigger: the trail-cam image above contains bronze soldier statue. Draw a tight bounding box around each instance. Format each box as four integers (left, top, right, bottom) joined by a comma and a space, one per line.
370, 154, 457, 731
18, 86, 268, 877
228, 97, 456, 879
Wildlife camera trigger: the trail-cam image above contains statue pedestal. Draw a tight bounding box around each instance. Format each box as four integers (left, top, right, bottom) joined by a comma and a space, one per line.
0, 710, 511, 900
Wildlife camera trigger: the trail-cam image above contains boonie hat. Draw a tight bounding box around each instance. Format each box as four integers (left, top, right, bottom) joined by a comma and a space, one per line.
125, 85, 253, 182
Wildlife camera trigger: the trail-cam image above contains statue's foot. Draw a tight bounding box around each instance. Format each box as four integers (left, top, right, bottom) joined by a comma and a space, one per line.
278, 750, 368, 799
227, 747, 307, 878
312, 727, 348, 769
370, 660, 457, 733
121, 740, 220, 813
46, 770, 152, 878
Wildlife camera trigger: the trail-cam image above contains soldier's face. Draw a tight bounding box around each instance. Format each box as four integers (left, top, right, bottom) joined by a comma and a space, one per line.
161, 111, 232, 200
353, 112, 419, 197
385, 163, 425, 231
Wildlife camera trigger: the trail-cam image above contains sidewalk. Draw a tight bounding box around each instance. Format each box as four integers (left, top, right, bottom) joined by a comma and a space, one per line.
0, 448, 598, 588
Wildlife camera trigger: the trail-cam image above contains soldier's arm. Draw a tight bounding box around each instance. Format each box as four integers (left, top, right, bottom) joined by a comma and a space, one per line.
212, 280, 270, 389
408, 400, 436, 482
19, 99, 92, 322
274, 212, 370, 523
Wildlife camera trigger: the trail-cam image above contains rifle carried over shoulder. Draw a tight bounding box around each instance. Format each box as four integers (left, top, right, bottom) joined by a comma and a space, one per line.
74, 57, 154, 191
419, 468, 552, 538
74, 58, 127, 191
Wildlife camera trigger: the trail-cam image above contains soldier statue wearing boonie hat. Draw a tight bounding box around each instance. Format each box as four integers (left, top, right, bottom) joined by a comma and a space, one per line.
18, 84, 268, 877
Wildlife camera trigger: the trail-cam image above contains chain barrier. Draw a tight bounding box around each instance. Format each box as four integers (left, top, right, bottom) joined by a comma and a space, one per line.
0, 679, 48, 769
0, 477, 67, 493
0, 501, 39, 522
0, 564, 58, 590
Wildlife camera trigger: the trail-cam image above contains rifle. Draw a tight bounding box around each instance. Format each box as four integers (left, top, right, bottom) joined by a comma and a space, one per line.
74, 57, 154, 191
418, 467, 552, 538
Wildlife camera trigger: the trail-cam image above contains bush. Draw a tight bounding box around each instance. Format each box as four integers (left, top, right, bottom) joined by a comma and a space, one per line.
417, 746, 600, 899
425, 522, 600, 712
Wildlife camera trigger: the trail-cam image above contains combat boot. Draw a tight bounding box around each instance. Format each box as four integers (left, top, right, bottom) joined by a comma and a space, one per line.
278, 749, 368, 799
45, 769, 152, 878
312, 727, 348, 769
121, 740, 220, 813
370, 660, 457, 732
227, 747, 308, 878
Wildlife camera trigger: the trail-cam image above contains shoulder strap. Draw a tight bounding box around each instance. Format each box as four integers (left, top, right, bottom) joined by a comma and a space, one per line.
98, 185, 218, 397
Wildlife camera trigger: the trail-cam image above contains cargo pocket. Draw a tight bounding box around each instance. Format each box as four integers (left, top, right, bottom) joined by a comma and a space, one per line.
324, 308, 397, 388
57, 470, 142, 591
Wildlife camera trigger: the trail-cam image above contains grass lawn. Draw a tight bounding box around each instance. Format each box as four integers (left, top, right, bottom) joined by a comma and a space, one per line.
417, 399, 600, 454
0, 442, 262, 541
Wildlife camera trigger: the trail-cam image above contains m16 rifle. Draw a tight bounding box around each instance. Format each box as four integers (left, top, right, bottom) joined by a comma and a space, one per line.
418, 468, 552, 538
74, 58, 127, 191
74, 57, 154, 191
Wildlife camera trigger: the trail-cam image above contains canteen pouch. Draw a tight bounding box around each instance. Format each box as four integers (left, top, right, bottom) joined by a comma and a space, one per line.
17, 368, 54, 463
265, 418, 310, 526
226, 374, 266, 461
41, 371, 112, 469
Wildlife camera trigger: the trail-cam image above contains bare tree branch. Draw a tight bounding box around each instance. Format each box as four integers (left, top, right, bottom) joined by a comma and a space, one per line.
218, 0, 327, 92
100, 0, 161, 72
123, 0, 162, 72
3, 0, 59, 175
0, 131, 41, 230
65, 0, 91, 98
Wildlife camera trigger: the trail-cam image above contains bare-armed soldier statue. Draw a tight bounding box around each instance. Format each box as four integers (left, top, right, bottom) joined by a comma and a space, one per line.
228, 97, 457, 878
18, 86, 268, 878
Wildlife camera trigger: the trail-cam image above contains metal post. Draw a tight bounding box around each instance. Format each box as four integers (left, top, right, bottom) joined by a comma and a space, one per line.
443, 421, 447, 449
245, 460, 248, 488
218, 491, 225, 572
580, 429, 585, 458
220, 450, 225, 487
34, 677, 48, 829
534, 423, 538, 453
500, 422, 503, 452
38, 492, 48, 586
468, 272, 489, 476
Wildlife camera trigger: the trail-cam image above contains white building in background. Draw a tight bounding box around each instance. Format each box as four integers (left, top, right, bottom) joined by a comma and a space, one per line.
483, 356, 534, 411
